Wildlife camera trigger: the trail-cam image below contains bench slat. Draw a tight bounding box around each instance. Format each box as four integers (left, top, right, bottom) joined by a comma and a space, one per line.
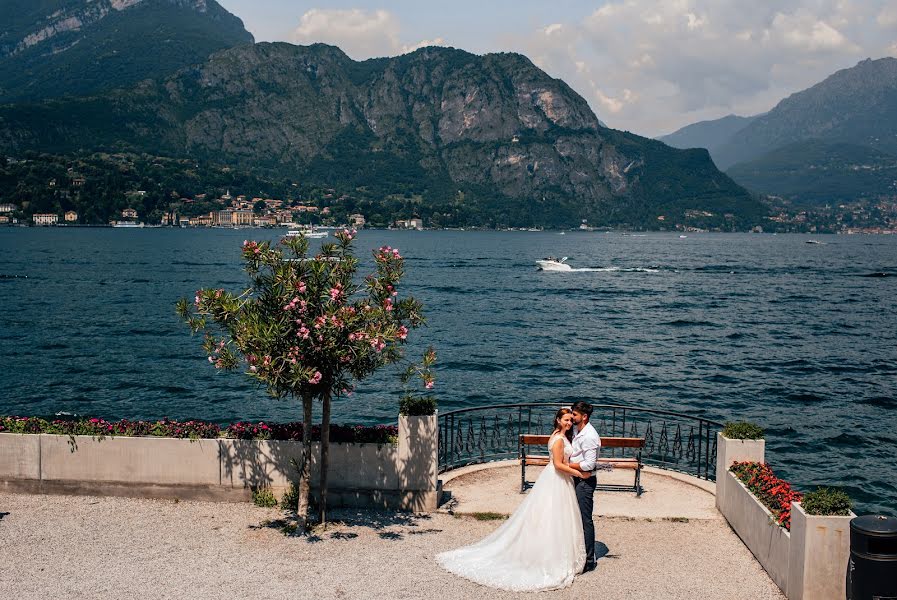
519, 434, 645, 448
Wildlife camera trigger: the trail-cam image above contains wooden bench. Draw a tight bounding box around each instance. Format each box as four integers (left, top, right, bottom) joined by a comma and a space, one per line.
519, 434, 645, 496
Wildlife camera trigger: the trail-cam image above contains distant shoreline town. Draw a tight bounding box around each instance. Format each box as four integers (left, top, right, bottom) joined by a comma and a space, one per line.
2, 188, 897, 235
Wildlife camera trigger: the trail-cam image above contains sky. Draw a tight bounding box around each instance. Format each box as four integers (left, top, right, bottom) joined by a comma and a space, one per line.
216, 1, 897, 138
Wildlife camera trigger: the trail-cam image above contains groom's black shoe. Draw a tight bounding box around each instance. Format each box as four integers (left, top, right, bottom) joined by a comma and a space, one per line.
582, 561, 597, 573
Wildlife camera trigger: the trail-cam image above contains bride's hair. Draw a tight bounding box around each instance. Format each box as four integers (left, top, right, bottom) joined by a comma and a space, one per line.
553, 407, 574, 441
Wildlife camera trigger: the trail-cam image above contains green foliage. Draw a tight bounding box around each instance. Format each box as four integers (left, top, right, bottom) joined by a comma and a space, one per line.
251, 487, 278, 508
801, 487, 852, 516
0, 0, 253, 103
399, 347, 437, 415
177, 231, 425, 400
280, 483, 299, 513
727, 141, 897, 205
722, 421, 764, 440
399, 395, 437, 416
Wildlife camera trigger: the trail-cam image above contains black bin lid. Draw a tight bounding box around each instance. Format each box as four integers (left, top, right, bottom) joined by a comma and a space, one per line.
851, 515, 897, 537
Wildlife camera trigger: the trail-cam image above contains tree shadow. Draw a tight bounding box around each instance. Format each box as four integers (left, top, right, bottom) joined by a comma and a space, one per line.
220, 416, 438, 514
0, 511, 9, 522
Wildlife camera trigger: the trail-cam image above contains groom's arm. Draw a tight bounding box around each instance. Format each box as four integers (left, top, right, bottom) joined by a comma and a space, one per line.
569, 434, 600, 473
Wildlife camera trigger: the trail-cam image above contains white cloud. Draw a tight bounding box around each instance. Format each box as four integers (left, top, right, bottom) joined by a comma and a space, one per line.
512, 0, 894, 135
291, 8, 445, 60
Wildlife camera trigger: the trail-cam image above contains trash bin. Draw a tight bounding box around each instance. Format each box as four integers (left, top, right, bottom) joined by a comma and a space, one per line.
847, 515, 897, 600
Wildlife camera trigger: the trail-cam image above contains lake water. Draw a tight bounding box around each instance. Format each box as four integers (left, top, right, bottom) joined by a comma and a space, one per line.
1, 228, 895, 515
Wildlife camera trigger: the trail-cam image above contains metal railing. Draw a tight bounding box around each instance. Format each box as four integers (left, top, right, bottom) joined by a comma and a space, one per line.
438, 403, 724, 481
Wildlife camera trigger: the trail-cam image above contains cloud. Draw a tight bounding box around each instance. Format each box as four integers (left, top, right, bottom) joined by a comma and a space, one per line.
291, 8, 445, 60
513, 0, 894, 136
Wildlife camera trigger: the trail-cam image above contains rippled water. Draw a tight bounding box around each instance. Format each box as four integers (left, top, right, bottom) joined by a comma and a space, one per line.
1, 228, 895, 515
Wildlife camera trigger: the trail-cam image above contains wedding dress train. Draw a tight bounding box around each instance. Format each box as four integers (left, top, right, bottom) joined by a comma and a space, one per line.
436, 435, 586, 592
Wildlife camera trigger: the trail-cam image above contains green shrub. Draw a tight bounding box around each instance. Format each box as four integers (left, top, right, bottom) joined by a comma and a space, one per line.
280, 483, 299, 511
251, 487, 278, 508
399, 395, 437, 416
801, 487, 852, 516
722, 421, 764, 440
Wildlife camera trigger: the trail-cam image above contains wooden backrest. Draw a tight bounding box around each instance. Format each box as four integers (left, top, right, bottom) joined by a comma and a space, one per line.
519, 434, 644, 448
520, 434, 551, 446
600, 437, 646, 449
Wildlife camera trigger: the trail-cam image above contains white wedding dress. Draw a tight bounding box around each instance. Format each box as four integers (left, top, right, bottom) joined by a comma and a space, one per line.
437, 434, 586, 592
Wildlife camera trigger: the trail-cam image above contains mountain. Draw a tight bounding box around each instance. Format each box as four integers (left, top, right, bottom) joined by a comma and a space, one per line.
0, 0, 253, 103
658, 114, 758, 154
713, 57, 897, 170
725, 141, 897, 204
0, 42, 763, 228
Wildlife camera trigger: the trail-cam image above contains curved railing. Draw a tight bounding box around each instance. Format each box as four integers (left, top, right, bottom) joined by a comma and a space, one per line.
438, 403, 724, 481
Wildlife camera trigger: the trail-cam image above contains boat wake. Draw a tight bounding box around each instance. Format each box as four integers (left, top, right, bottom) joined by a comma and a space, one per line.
562, 266, 661, 273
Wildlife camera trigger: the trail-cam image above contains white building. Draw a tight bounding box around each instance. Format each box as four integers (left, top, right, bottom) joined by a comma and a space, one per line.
0, 203, 17, 213
64, 210, 78, 222
349, 213, 366, 227
121, 208, 138, 219
33, 213, 58, 226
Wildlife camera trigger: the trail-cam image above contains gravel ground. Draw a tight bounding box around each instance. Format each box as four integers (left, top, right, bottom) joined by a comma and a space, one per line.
0, 492, 783, 599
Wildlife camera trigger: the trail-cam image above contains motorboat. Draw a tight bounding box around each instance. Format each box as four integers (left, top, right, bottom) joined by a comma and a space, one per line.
285, 226, 328, 239
536, 256, 572, 271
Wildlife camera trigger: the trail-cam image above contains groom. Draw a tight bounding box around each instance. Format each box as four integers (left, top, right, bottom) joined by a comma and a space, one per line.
569, 400, 601, 572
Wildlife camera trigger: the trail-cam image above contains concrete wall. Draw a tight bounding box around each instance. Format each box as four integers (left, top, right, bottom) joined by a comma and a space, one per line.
0, 415, 438, 511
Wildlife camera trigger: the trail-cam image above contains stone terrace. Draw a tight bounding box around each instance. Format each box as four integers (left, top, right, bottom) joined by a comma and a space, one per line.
0, 464, 784, 599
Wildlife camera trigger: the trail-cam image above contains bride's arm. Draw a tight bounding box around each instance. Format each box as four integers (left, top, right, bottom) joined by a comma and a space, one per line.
550, 438, 586, 478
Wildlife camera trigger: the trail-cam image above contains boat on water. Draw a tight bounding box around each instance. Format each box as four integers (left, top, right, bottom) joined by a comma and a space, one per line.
806, 240, 825, 245
111, 221, 145, 228
284, 226, 328, 239
536, 256, 572, 271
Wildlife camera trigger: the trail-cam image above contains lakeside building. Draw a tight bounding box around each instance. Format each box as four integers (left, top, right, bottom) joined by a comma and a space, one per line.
0, 203, 17, 213
33, 213, 58, 226
350, 213, 366, 227
121, 208, 138, 219
0, 215, 9, 224
64, 210, 78, 222
394, 217, 423, 230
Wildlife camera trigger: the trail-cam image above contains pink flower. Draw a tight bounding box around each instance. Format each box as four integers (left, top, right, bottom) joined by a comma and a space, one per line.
397, 325, 408, 340
194, 295, 201, 305
425, 380, 435, 389
383, 298, 393, 311
298, 326, 310, 339
309, 371, 322, 384
249, 366, 257, 372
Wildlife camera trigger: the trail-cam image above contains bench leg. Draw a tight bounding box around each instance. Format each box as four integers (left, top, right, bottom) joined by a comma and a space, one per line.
520, 455, 526, 494
635, 466, 642, 497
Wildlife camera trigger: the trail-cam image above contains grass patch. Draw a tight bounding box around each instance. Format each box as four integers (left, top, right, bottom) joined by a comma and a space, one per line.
470, 512, 508, 521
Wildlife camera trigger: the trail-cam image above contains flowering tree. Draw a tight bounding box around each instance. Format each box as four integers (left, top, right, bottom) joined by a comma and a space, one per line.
176, 230, 424, 530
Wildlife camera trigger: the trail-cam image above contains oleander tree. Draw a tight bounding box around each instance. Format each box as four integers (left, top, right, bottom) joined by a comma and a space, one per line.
176, 230, 426, 530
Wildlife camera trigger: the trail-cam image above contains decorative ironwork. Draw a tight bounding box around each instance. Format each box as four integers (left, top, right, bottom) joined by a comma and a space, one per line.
438, 403, 723, 481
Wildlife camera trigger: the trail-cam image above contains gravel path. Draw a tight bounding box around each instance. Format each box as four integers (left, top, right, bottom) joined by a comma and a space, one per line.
0, 491, 783, 599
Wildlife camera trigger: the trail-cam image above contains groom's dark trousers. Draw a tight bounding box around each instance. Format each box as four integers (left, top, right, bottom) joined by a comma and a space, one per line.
574, 474, 597, 565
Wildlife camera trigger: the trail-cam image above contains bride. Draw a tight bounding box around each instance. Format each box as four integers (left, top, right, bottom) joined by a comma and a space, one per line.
436, 408, 588, 592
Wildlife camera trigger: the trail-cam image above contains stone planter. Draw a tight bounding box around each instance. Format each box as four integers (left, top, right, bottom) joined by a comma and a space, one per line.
0, 413, 440, 511
788, 501, 854, 600
723, 471, 792, 594
715, 432, 765, 512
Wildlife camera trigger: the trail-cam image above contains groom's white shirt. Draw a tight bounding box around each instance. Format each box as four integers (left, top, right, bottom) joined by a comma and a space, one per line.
571, 422, 601, 472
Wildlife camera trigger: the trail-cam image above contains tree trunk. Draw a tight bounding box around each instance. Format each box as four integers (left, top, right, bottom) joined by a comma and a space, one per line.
295, 394, 313, 532
319, 390, 331, 527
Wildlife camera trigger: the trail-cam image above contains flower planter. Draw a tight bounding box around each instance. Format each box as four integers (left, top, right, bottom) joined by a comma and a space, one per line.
715, 432, 765, 512
788, 501, 855, 600
723, 471, 792, 594
0, 414, 440, 511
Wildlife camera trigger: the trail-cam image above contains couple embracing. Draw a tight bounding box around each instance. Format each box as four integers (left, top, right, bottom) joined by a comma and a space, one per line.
437, 401, 601, 592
